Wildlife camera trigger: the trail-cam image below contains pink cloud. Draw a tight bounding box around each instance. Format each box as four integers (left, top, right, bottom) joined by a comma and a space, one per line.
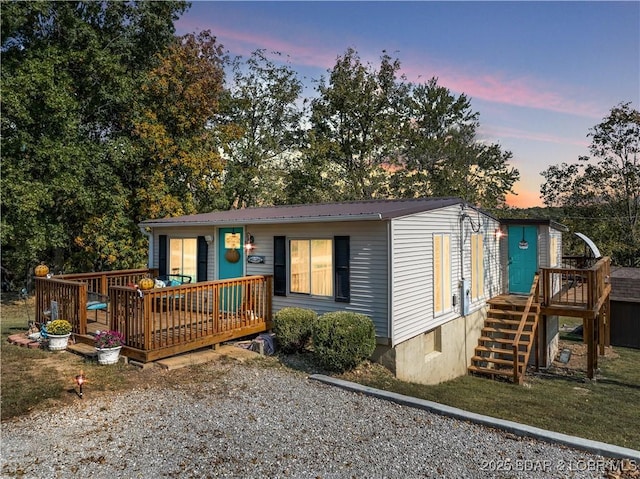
399, 62, 603, 119
478, 125, 591, 148
177, 17, 604, 119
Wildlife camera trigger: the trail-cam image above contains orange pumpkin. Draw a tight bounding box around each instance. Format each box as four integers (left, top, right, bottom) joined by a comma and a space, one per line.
139, 277, 155, 290
34, 264, 50, 277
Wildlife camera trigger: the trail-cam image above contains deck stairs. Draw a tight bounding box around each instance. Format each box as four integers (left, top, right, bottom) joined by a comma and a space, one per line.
468, 275, 541, 384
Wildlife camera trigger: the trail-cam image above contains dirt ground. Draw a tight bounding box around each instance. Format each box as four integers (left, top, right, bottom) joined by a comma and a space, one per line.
548, 339, 619, 377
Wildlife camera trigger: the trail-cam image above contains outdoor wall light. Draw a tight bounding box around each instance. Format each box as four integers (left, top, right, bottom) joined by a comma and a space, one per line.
75, 370, 86, 398
495, 228, 505, 240
204, 235, 214, 245
244, 234, 256, 252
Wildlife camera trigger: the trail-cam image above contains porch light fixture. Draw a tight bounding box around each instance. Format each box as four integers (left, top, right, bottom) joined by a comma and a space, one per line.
518, 227, 529, 250
204, 235, 214, 245
75, 370, 86, 399
244, 234, 255, 252
495, 228, 504, 240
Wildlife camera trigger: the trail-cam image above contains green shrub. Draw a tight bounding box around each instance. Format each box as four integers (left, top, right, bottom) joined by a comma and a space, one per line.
273, 307, 317, 353
312, 311, 376, 372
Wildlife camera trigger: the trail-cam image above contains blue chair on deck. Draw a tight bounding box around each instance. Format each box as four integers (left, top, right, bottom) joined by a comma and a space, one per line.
86, 292, 109, 323
155, 274, 192, 287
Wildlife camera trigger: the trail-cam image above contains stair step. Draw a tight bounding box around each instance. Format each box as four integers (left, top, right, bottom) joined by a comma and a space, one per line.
474, 345, 527, 358
468, 364, 517, 378
482, 327, 533, 336
471, 354, 524, 366
485, 317, 534, 327
478, 336, 529, 346
489, 308, 538, 317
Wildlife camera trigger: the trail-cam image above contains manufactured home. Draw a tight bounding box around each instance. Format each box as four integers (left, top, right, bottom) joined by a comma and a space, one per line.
36, 198, 611, 384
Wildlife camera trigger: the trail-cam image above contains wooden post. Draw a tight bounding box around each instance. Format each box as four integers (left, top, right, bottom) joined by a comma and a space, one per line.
586, 318, 594, 379
78, 283, 88, 335
143, 292, 151, 352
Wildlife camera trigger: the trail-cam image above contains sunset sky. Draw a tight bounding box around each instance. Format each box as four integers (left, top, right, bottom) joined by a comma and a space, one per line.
176, 1, 640, 208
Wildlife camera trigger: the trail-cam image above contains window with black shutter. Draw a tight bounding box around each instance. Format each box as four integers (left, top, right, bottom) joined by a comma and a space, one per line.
334, 236, 350, 302
273, 236, 286, 296
158, 235, 167, 277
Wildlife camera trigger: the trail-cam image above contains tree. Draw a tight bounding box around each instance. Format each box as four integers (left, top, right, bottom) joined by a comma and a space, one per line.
392, 78, 519, 209
309, 49, 408, 200
219, 50, 304, 208
541, 102, 640, 265
132, 30, 226, 218
1, 1, 188, 281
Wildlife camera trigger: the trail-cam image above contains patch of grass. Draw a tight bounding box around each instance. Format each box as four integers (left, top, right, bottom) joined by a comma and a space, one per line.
1, 294, 144, 420
559, 315, 585, 341
340, 347, 640, 450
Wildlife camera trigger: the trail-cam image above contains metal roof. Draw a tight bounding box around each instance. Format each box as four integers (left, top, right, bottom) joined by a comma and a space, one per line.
140, 197, 466, 227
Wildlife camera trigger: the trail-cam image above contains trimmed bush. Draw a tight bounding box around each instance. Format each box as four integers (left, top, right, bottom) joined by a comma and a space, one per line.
312, 311, 376, 372
272, 307, 317, 353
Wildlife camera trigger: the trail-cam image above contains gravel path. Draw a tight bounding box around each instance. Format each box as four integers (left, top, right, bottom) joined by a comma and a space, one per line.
0, 362, 620, 478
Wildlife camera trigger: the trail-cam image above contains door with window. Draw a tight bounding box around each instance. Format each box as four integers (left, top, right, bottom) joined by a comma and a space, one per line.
218, 228, 244, 311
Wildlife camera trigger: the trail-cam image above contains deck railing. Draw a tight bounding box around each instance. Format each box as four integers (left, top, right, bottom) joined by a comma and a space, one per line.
109, 275, 273, 361
58, 268, 157, 296
541, 257, 611, 314
512, 273, 540, 384
35, 268, 158, 333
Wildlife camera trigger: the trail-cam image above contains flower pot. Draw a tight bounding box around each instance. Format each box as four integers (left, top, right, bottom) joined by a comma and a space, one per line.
48, 333, 71, 351
96, 346, 122, 365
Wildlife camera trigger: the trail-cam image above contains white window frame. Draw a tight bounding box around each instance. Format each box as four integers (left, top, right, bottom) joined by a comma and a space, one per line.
471, 233, 484, 301
289, 238, 334, 298
433, 233, 452, 316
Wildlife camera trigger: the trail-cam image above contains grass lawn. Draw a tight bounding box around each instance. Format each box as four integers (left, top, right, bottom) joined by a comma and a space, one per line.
3, 294, 639, 451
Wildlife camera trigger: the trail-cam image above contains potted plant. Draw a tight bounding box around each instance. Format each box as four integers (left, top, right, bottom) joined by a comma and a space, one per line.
45, 319, 72, 350
94, 330, 125, 365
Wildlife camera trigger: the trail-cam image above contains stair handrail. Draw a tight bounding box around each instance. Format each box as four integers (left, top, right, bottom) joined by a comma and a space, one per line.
512, 273, 540, 384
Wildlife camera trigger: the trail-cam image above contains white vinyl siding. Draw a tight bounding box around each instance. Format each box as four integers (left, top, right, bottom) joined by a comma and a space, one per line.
391, 205, 502, 345
390, 205, 461, 345
245, 221, 389, 338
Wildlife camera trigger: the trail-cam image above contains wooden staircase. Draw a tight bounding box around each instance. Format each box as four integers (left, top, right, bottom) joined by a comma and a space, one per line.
468, 274, 541, 384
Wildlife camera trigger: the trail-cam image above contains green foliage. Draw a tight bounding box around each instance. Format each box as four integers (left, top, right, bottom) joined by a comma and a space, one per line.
273, 307, 317, 353
306, 50, 517, 207
133, 30, 226, 218
1, 1, 187, 282
312, 311, 376, 372
220, 50, 304, 208
540, 102, 640, 266
310, 49, 408, 200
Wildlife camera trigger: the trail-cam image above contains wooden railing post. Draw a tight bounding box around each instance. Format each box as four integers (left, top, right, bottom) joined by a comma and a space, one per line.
78, 283, 88, 335
513, 273, 540, 384
143, 293, 151, 351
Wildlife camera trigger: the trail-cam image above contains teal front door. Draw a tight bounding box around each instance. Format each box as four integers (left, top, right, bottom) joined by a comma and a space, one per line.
218, 228, 244, 312
508, 225, 538, 294
218, 228, 244, 280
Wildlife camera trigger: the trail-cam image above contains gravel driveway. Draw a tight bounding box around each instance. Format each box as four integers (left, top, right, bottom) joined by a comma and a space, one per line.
0, 361, 624, 478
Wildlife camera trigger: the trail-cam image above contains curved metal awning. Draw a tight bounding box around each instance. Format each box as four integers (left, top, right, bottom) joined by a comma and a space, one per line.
575, 232, 602, 258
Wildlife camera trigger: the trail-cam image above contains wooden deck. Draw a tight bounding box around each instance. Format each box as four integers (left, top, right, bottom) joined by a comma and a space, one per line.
36, 271, 273, 363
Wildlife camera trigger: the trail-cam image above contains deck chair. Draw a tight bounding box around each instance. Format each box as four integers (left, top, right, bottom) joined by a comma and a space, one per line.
86, 292, 109, 323
155, 274, 192, 287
